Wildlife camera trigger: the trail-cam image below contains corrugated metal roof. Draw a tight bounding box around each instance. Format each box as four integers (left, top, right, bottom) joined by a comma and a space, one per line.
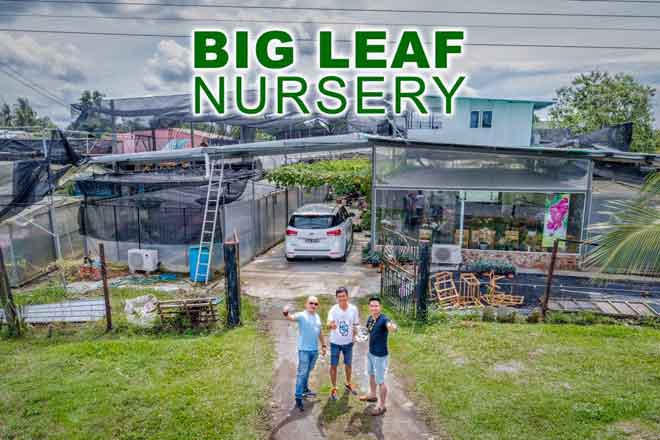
88, 133, 370, 164
87, 133, 658, 166
367, 135, 659, 164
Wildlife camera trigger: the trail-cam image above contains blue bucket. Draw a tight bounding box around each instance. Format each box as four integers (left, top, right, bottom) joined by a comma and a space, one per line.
189, 245, 211, 282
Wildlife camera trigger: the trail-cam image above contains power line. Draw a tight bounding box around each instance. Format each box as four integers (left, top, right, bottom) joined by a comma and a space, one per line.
0, 48, 71, 109
0, 63, 69, 107
2, 12, 660, 33
0, 67, 70, 109
571, 0, 660, 3
3, 27, 660, 50
2, 0, 660, 19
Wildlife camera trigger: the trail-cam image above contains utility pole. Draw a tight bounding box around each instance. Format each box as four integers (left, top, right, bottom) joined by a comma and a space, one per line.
0, 246, 21, 336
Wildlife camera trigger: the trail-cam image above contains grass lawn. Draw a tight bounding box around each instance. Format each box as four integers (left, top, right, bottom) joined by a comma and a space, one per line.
0, 290, 274, 440
390, 317, 660, 440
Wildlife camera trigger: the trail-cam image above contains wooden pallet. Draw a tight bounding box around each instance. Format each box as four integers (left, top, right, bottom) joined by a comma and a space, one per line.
156, 298, 218, 326
482, 271, 524, 306
458, 273, 482, 307
547, 298, 660, 318
433, 272, 460, 309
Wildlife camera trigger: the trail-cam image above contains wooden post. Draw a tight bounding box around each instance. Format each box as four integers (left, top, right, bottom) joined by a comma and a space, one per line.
189, 121, 195, 148
110, 99, 117, 153
541, 239, 559, 320
0, 246, 21, 336
416, 240, 431, 322
224, 240, 241, 327
98, 243, 112, 332
151, 128, 157, 151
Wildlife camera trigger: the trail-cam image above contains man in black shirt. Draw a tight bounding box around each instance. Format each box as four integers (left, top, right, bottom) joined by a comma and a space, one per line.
359, 297, 397, 416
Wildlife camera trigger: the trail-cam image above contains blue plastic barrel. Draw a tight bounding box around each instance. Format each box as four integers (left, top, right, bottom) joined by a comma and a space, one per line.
189, 245, 211, 282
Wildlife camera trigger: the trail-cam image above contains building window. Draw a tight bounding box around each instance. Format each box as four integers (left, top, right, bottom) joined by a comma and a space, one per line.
469, 111, 479, 128
375, 189, 585, 254
482, 111, 493, 128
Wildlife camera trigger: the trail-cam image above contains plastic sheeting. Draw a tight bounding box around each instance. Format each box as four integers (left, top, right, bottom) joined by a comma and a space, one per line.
0, 134, 84, 164
0, 130, 82, 222
70, 92, 397, 136
0, 199, 82, 286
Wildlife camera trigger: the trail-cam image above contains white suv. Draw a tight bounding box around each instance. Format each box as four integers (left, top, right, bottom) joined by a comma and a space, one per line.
285, 204, 354, 261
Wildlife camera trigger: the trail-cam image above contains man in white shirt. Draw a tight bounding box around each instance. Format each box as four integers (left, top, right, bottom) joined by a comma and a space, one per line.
327, 286, 360, 401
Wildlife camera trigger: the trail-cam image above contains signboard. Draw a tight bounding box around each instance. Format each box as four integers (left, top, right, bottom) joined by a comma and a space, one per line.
542, 193, 570, 250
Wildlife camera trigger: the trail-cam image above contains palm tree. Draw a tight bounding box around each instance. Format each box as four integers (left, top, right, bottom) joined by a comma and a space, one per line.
0, 103, 11, 126
585, 172, 660, 275
13, 98, 38, 127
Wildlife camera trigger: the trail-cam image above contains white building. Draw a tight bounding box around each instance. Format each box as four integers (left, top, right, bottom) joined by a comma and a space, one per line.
406, 97, 554, 147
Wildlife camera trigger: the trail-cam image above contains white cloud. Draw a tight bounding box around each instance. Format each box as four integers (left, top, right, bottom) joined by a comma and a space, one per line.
0, 33, 86, 82
143, 39, 193, 92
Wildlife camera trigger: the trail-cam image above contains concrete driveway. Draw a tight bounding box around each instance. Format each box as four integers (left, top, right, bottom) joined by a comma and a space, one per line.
241, 235, 380, 300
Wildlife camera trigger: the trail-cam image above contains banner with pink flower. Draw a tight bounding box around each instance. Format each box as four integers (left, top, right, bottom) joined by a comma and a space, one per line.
542, 193, 570, 250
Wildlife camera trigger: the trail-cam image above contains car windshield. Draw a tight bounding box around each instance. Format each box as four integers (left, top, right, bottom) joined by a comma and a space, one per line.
290, 215, 334, 229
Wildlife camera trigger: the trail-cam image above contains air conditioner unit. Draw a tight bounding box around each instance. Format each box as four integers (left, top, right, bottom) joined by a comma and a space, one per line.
128, 249, 159, 273
431, 244, 462, 265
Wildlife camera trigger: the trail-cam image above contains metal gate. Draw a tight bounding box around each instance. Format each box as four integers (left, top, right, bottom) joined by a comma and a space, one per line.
379, 227, 429, 319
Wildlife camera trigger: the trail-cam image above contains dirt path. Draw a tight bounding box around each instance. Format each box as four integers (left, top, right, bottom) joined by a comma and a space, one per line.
259, 299, 441, 440
243, 240, 444, 439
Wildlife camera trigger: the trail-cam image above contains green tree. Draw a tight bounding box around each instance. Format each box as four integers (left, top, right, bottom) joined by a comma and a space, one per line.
70, 90, 110, 134
1, 103, 11, 126
79, 90, 104, 108
549, 71, 657, 152
585, 172, 660, 275
267, 158, 371, 197
12, 97, 39, 127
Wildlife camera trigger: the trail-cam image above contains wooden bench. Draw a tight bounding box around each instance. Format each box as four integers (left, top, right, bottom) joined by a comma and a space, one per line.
156, 298, 218, 327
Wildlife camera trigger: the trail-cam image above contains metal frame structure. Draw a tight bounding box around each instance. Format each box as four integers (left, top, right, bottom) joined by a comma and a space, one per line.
368, 136, 658, 257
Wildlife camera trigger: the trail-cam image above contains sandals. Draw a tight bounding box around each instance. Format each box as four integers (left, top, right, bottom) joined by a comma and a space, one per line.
358, 395, 377, 402
330, 387, 338, 401
345, 383, 358, 395
370, 407, 387, 416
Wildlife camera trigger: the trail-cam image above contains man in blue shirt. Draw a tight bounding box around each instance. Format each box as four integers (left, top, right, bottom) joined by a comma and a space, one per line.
283, 296, 327, 412
359, 297, 397, 416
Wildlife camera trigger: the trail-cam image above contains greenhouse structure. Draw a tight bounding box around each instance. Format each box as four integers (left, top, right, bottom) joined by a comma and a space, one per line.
369, 136, 658, 270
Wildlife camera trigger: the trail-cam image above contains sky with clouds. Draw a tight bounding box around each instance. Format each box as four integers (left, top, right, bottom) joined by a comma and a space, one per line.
0, 0, 659, 127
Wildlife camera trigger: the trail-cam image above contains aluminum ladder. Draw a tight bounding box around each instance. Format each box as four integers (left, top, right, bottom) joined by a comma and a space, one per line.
193, 158, 225, 284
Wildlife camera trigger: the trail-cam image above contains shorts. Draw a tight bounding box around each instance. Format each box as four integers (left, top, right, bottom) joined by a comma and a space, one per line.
367, 353, 388, 385
330, 342, 354, 367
